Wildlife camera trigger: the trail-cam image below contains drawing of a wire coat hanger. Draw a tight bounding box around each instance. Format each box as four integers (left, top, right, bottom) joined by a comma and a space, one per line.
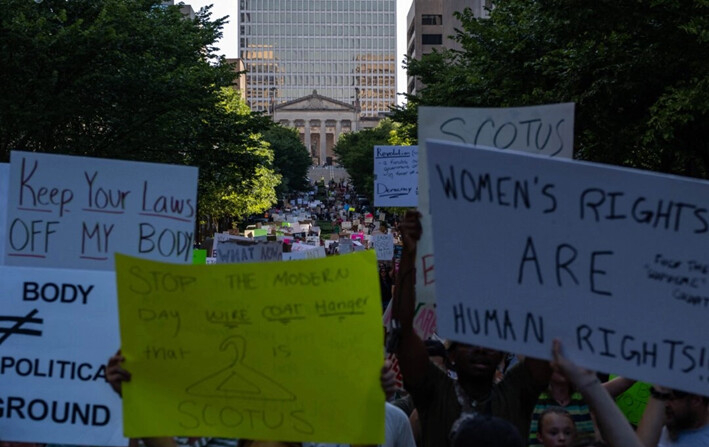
185, 335, 296, 401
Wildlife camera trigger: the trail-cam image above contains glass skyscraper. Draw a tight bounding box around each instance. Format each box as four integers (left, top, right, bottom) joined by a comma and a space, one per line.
238, 0, 397, 118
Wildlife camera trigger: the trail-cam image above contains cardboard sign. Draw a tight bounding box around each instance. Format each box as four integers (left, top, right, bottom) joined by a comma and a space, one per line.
416, 104, 575, 306
427, 140, 709, 395
371, 234, 394, 261
215, 241, 283, 264
5, 151, 198, 270
373, 146, 418, 207
0, 266, 126, 445
115, 252, 384, 443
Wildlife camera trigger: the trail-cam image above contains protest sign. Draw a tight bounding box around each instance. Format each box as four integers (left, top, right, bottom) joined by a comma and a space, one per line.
283, 246, 327, 261
427, 140, 709, 394
291, 242, 321, 253
371, 234, 394, 261
215, 240, 283, 264
613, 379, 651, 425
415, 104, 576, 306
0, 266, 126, 445
0, 163, 8, 263
5, 151, 198, 270
373, 146, 418, 207
338, 238, 353, 254
115, 251, 384, 443
382, 300, 437, 390
192, 249, 207, 265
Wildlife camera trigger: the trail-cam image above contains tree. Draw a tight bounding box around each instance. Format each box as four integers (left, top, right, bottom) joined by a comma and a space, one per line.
393, 0, 709, 178
263, 125, 312, 198
0, 0, 281, 234
333, 119, 400, 201
197, 88, 280, 232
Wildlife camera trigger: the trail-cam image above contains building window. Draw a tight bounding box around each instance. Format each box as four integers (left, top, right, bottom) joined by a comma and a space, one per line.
422, 34, 442, 45
421, 14, 442, 25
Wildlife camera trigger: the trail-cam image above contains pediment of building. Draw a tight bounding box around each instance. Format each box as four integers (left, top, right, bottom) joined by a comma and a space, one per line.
275, 90, 357, 112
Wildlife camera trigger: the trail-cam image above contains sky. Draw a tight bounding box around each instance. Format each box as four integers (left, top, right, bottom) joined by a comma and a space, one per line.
186, 0, 413, 105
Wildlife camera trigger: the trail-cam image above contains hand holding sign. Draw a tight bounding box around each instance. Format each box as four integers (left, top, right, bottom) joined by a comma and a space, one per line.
115, 251, 385, 444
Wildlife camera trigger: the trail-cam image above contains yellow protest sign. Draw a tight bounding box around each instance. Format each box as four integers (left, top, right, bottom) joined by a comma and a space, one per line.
115, 251, 384, 444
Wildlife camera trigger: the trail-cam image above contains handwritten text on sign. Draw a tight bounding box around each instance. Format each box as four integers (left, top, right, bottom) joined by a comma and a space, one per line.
427, 140, 708, 395
115, 251, 384, 444
5, 151, 198, 270
215, 241, 283, 264
373, 146, 418, 207
415, 104, 575, 306
371, 234, 395, 261
0, 266, 126, 446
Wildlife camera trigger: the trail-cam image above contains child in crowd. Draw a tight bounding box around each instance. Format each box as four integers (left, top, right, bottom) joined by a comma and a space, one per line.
536, 407, 576, 447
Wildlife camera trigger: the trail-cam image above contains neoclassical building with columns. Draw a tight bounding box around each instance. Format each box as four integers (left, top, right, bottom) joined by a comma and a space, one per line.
273, 90, 379, 166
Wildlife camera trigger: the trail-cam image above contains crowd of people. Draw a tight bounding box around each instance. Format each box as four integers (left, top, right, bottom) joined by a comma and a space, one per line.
97, 209, 708, 447
3, 181, 706, 447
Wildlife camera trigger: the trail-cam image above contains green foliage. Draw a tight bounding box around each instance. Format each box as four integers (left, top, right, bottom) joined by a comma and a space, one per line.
392, 0, 709, 178
333, 119, 400, 201
197, 88, 280, 225
263, 125, 312, 197
0, 0, 281, 231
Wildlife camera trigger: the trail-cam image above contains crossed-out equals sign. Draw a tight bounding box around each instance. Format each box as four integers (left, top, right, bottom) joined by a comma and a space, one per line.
0, 309, 43, 345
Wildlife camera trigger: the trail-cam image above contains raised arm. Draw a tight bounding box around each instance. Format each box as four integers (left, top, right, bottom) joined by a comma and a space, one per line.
602, 376, 637, 399
635, 386, 668, 447
390, 210, 430, 389
552, 340, 644, 447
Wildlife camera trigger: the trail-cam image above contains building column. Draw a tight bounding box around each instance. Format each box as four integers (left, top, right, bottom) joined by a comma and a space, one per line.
335, 120, 342, 144
320, 121, 327, 165
305, 120, 312, 157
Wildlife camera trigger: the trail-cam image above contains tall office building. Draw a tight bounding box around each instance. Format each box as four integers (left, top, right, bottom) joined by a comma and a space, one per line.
406, 0, 491, 95
238, 0, 397, 119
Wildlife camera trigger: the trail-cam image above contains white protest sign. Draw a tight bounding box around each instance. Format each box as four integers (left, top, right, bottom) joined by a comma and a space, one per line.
338, 238, 354, 254
215, 241, 283, 263
0, 266, 126, 445
0, 163, 8, 264
427, 140, 709, 394
283, 246, 327, 260
373, 146, 418, 207
5, 151, 197, 270
212, 233, 247, 255
416, 104, 575, 306
371, 233, 394, 261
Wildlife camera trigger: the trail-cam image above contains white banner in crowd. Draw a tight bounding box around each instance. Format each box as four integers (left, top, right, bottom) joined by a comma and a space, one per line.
4, 151, 198, 270
416, 104, 576, 306
215, 240, 283, 264
283, 245, 327, 260
427, 140, 709, 394
373, 146, 418, 207
0, 266, 126, 445
0, 163, 8, 263
371, 233, 395, 261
